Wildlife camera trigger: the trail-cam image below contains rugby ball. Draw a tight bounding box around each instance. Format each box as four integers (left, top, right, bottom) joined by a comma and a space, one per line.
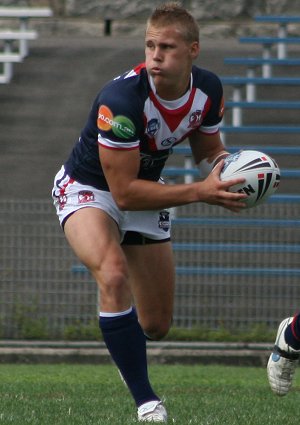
220, 150, 280, 208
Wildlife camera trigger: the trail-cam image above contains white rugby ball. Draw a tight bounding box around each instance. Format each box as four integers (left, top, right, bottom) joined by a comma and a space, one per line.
220, 150, 281, 208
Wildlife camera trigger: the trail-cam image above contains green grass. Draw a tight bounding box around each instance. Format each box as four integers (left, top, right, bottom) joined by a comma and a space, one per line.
0, 364, 299, 424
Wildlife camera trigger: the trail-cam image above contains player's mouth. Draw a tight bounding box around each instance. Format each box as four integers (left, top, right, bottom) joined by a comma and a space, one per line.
151, 67, 163, 75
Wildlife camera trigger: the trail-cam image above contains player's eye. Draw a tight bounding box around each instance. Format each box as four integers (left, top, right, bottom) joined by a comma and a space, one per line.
146, 41, 155, 49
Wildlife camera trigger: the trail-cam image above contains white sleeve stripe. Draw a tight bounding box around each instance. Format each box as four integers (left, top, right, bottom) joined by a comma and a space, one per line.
98, 135, 139, 149
198, 124, 220, 134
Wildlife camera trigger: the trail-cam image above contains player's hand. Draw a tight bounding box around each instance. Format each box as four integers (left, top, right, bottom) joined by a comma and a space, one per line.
199, 160, 248, 212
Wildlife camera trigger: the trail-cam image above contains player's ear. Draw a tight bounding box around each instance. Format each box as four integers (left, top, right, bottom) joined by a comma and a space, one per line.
190, 41, 200, 59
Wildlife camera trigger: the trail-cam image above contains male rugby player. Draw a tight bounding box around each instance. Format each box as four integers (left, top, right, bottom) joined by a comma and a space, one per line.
52, 2, 246, 421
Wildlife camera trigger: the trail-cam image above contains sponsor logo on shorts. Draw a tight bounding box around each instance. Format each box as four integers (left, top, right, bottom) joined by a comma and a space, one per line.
58, 194, 67, 210
158, 210, 170, 232
97, 105, 136, 139
188, 110, 202, 129
78, 190, 95, 204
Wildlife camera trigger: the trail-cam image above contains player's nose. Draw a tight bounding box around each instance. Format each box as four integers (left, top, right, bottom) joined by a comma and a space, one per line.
152, 46, 162, 60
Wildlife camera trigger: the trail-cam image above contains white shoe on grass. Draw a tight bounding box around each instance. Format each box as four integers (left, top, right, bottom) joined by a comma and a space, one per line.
267, 317, 300, 396
137, 400, 167, 422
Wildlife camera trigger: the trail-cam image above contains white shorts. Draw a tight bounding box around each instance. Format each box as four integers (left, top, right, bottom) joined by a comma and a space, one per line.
52, 166, 171, 245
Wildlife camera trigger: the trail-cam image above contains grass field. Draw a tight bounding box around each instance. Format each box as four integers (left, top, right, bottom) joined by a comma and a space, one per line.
0, 363, 299, 424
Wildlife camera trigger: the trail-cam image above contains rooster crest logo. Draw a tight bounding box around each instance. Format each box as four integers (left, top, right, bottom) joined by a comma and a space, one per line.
188, 110, 202, 129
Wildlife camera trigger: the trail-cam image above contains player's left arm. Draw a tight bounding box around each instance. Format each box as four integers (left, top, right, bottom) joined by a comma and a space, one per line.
188, 131, 229, 177
189, 70, 228, 176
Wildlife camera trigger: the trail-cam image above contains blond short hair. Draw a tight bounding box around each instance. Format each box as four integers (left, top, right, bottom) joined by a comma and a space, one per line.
147, 2, 199, 43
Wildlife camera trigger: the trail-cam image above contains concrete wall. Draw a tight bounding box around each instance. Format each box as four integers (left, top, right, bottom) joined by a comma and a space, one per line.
2, 0, 300, 18
1, 0, 300, 37
65, 0, 300, 19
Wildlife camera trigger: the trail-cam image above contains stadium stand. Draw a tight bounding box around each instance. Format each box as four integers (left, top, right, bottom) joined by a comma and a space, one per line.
0, 29, 37, 58
223, 57, 300, 78
239, 36, 300, 60
225, 100, 300, 126
254, 15, 300, 58
0, 7, 53, 83
223, 15, 300, 79
220, 76, 300, 102
0, 52, 22, 83
221, 16, 300, 128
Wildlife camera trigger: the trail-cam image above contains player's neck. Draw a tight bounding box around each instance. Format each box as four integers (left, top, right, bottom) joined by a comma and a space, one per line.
150, 73, 192, 101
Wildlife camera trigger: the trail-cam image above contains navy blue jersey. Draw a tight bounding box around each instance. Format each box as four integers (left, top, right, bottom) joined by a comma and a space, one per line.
64, 63, 224, 190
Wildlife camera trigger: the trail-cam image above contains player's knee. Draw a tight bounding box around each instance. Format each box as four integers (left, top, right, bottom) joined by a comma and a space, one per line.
93, 262, 130, 305
92, 253, 128, 282
142, 319, 172, 341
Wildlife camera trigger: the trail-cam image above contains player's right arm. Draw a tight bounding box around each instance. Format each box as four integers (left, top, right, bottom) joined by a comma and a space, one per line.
99, 144, 247, 212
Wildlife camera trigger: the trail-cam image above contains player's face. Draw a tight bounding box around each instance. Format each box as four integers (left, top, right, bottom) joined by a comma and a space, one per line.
145, 24, 199, 100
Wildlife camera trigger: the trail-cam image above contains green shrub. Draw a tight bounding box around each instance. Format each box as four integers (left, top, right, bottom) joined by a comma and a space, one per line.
63, 320, 101, 341
13, 303, 49, 340
167, 323, 276, 343
6, 301, 277, 342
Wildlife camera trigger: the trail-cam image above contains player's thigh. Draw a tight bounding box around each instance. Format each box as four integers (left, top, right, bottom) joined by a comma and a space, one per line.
64, 207, 121, 268
123, 241, 175, 338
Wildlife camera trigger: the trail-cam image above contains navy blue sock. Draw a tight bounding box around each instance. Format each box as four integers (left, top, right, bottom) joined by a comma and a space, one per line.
285, 314, 300, 350
99, 308, 159, 407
